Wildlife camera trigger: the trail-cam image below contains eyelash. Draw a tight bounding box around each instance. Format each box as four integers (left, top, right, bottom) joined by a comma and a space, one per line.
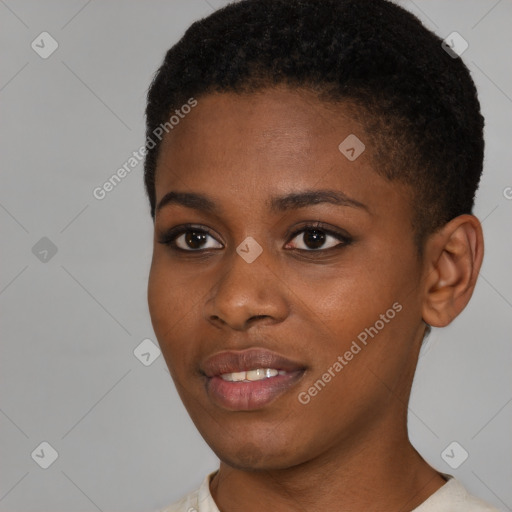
157, 222, 352, 253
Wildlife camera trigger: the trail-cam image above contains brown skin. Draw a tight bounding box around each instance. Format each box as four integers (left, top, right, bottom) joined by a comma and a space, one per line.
147, 86, 484, 511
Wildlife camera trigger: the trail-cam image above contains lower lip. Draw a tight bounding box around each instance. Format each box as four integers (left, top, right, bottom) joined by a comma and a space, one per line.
206, 371, 304, 411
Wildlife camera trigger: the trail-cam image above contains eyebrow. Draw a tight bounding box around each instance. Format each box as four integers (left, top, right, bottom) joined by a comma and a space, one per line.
155, 189, 369, 215
269, 189, 368, 213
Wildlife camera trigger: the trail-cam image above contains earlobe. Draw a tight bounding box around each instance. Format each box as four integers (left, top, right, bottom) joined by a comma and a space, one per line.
422, 215, 484, 328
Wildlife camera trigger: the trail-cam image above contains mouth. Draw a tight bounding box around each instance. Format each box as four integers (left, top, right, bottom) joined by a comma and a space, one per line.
201, 349, 306, 411
219, 368, 288, 382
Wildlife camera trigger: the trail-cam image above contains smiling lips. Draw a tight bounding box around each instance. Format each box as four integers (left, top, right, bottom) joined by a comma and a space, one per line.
220, 368, 287, 382
202, 348, 306, 411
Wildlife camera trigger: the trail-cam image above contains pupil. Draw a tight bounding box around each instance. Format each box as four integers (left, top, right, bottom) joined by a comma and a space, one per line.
183, 229, 327, 250
186, 231, 207, 249
304, 229, 325, 249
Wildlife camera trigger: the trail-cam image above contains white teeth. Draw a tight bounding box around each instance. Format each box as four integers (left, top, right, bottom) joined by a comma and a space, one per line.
220, 368, 282, 382
221, 371, 246, 382
246, 369, 265, 381
247, 368, 279, 381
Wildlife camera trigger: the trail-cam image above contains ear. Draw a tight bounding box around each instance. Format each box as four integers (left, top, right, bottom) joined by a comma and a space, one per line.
421, 215, 484, 328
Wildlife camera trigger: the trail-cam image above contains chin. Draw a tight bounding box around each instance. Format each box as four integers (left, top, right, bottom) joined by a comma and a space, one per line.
208, 433, 310, 471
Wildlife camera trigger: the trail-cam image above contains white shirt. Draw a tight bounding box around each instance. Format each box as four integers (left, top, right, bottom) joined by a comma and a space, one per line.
157, 472, 500, 511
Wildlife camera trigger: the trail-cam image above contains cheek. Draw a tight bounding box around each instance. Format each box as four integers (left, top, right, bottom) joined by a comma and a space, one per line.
147, 259, 173, 334
290, 264, 393, 337
147, 251, 205, 325
147, 256, 197, 371
292, 252, 419, 373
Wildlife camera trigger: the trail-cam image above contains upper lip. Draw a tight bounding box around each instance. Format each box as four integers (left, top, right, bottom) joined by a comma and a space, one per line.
201, 348, 306, 377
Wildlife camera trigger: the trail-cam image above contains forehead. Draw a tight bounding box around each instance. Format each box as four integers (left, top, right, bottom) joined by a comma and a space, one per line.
154, 87, 412, 224
156, 88, 360, 186
159, 87, 354, 154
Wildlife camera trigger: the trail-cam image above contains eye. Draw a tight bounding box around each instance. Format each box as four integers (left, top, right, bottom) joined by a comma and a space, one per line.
158, 222, 352, 253
285, 224, 351, 251
158, 225, 223, 251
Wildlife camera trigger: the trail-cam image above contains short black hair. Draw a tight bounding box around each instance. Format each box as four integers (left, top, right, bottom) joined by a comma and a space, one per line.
144, 0, 484, 251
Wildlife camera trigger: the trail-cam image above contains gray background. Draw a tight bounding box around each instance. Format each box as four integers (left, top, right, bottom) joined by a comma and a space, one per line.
1, 0, 511, 511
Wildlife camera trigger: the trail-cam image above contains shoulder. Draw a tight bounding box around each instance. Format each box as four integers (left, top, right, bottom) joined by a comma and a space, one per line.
156, 489, 198, 512
156, 472, 219, 512
413, 476, 500, 512
156, 472, 499, 512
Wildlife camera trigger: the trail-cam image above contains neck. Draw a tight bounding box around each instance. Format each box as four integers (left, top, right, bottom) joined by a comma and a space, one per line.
210, 428, 446, 512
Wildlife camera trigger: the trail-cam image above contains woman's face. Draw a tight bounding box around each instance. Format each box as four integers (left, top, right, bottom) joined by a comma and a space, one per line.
148, 86, 426, 470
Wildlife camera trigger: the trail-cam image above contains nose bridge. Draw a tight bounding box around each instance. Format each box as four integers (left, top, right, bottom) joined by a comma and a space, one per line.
204, 239, 288, 329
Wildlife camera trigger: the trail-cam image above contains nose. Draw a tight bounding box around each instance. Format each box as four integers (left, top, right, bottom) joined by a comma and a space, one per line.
203, 246, 289, 331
